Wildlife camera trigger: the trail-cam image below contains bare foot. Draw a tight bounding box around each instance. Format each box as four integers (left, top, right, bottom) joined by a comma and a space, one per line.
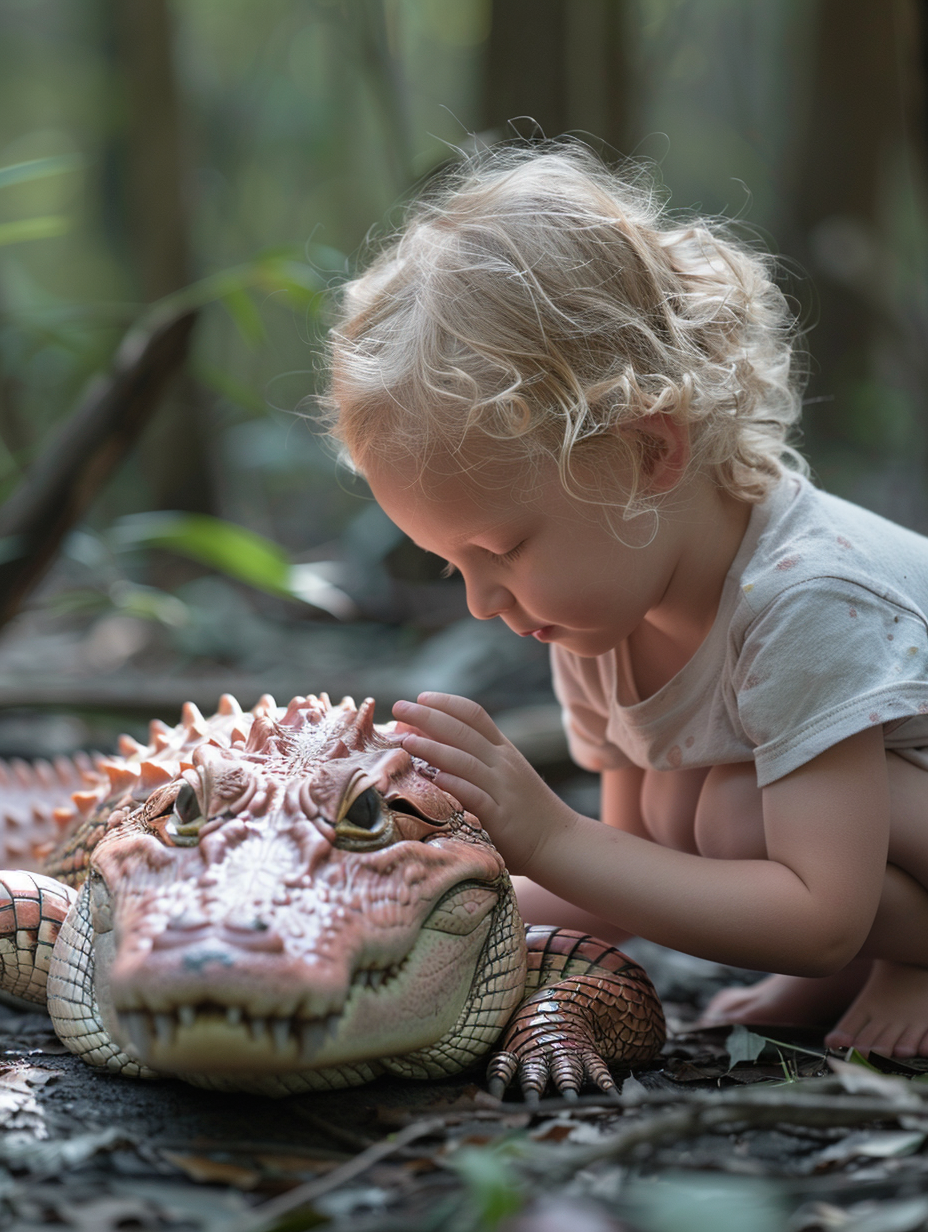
825, 960, 928, 1057
700, 961, 871, 1030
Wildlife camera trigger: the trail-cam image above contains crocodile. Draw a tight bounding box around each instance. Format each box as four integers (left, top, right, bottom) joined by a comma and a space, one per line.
0, 692, 665, 1099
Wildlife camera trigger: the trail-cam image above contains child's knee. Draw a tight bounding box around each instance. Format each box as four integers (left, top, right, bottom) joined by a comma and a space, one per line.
694, 763, 766, 860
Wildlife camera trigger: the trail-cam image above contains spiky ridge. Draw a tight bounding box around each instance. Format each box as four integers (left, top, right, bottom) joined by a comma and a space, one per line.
22, 693, 388, 887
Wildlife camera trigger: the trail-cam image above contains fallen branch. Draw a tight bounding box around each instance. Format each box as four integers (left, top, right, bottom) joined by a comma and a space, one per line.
525, 1081, 928, 1184
0, 308, 197, 628
227, 1116, 446, 1232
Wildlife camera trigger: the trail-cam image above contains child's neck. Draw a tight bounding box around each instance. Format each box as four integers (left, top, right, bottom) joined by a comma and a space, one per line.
626, 482, 753, 700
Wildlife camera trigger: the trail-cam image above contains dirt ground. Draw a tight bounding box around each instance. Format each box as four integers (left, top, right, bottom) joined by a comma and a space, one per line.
5, 942, 928, 1232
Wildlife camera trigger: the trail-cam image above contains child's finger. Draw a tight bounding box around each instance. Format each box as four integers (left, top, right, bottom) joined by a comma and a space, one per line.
393, 699, 497, 759
427, 770, 494, 820
399, 732, 495, 792
415, 692, 505, 745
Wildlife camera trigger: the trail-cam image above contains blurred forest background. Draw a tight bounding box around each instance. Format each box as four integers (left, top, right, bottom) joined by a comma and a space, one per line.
0, 0, 926, 774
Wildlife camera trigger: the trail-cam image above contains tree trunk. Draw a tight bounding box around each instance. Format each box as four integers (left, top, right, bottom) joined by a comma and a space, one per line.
109, 0, 214, 516
787, 0, 906, 468
483, 0, 632, 156
0, 310, 196, 628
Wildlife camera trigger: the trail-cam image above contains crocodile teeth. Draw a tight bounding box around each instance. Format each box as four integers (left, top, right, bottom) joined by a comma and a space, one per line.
271, 1018, 291, 1052
324, 1013, 339, 1039
225, 1006, 242, 1027
178, 1005, 195, 1029
249, 1016, 267, 1043
122, 1011, 154, 1057
298, 1020, 327, 1060
154, 1013, 176, 1048
368, 969, 385, 990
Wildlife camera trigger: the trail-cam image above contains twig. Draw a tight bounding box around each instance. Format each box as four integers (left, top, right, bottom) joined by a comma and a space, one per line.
288, 1103, 377, 1152
0, 308, 196, 628
525, 1086, 928, 1183
225, 1116, 446, 1232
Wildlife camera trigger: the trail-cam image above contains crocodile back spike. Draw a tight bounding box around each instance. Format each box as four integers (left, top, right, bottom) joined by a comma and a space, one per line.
0, 753, 101, 870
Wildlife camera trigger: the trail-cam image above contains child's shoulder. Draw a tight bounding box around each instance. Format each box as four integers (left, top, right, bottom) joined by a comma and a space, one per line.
738, 473, 928, 617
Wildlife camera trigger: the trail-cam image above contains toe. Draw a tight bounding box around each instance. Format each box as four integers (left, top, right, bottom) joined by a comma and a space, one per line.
824, 1026, 853, 1050
856, 1020, 904, 1058
699, 988, 754, 1026
825, 1006, 870, 1051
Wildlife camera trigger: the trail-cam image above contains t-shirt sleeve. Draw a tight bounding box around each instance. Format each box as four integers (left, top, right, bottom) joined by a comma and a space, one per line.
735, 578, 928, 785
550, 646, 633, 772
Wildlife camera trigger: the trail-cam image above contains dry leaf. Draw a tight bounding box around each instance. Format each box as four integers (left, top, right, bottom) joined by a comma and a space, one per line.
161, 1151, 263, 1189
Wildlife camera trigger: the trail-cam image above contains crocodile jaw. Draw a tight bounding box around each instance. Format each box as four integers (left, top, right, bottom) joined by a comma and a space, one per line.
106, 914, 496, 1074
87, 832, 504, 1076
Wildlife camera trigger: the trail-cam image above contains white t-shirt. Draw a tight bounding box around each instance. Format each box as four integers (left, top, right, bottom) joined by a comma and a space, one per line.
551, 472, 928, 787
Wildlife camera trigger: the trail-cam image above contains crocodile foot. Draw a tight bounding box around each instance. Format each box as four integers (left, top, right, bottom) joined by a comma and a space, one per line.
487, 979, 620, 1104
486, 927, 665, 1104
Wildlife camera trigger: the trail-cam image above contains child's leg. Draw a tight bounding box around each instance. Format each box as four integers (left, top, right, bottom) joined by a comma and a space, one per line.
823, 756, 928, 1055
512, 876, 632, 946
694, 761, 876, 1029
701, 754, 928, 1055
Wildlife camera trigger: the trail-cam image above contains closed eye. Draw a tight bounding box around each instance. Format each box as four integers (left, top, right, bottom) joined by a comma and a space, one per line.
486, 540, 526, 564
439, 540, 526, 579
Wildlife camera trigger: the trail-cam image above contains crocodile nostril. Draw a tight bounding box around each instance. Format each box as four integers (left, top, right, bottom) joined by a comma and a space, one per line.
224, 912, 270, 933
220, 924, 284, 953
167, 911, 209, 931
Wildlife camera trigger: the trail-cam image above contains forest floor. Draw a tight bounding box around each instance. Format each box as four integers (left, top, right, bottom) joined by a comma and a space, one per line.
6, 596, 928, 1229
5, 942, 928, 1232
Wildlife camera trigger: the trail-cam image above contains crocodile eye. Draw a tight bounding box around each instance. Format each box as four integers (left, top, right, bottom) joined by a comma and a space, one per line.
343, 788, 381, 830
174, 782, 201, 826
162, 780, 205, 845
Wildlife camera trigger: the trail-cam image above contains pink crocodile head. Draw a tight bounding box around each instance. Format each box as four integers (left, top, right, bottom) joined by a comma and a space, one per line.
50, 694, 514, 1083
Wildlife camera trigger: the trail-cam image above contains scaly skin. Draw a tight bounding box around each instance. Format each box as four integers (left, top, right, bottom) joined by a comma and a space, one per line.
0, 693, 665, 1098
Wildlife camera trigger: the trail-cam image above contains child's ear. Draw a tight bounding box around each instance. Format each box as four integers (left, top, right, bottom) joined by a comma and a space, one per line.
639, 412, 690, 494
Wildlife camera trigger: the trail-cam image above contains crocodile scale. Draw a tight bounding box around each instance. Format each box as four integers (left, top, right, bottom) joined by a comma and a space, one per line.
0, 693, 664, 1098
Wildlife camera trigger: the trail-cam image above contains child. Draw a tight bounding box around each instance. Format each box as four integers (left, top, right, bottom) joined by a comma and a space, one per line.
320, 142, 928, 1058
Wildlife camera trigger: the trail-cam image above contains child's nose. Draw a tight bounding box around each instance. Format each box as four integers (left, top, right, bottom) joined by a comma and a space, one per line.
465, 576, 513, 621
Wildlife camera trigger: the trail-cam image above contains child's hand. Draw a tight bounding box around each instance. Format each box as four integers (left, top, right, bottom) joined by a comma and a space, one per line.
392, 692, 578, 874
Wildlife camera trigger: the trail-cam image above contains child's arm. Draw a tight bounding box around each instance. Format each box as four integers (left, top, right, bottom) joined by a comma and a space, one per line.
393, 692, 890, 977
601, 766, 650, 837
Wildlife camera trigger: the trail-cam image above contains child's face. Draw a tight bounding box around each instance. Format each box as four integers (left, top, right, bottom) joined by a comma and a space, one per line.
365, 453, 680, 658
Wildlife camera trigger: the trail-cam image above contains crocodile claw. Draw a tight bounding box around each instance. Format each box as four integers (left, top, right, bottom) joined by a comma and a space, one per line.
487, 1040, 620, 1103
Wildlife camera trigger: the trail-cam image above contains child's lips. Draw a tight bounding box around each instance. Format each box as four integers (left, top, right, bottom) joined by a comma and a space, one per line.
520, 625, 556, 642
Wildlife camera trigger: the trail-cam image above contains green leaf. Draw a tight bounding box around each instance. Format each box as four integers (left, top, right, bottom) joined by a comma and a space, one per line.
446, 1145, 525, 1229
845, 1047, 884, 1072
627, 1173, 787, 1232
0, 216, 70, 247
149, 249, 327, 328
109, 581, 189, 627
194, 364, 266, 415
220, 286, 267, 346
724, 1024, 767, 1067
112, 512, 293, 596
255, 255, 326, 311
0, 154, 83, 191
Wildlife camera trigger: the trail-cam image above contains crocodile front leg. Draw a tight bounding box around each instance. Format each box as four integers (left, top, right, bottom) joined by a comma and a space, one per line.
487, 926, 665, 1103
0, 871, 77, 1007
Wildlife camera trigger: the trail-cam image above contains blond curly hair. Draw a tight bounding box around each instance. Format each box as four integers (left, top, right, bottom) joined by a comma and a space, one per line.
321, 141, 806, 511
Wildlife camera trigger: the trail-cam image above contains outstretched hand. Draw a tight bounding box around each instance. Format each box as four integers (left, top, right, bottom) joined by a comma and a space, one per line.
392, 692, 578, 875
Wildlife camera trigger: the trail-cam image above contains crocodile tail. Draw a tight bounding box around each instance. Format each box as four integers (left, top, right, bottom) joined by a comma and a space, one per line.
0, 869, 77, 1007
